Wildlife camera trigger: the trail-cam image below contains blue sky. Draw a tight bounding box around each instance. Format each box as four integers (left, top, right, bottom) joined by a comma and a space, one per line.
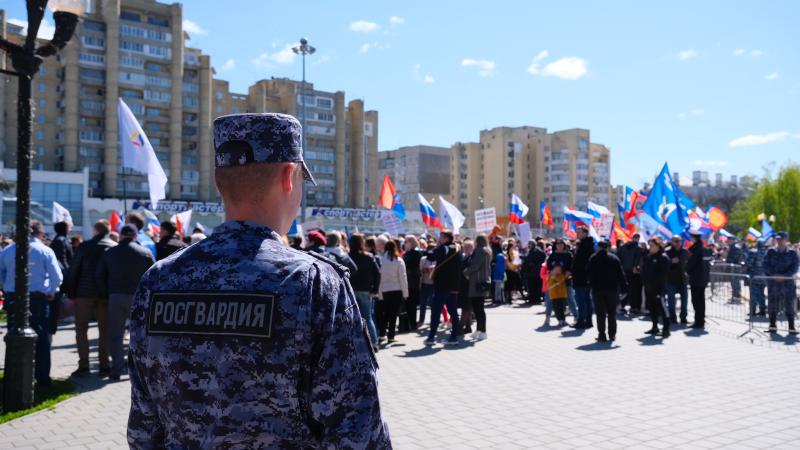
6, 0, 799, 188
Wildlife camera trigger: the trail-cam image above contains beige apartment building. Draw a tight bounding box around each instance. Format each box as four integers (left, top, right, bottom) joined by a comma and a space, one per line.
1, 0, 378, 207
378, 145, 451, 210
450, 126, 613, 225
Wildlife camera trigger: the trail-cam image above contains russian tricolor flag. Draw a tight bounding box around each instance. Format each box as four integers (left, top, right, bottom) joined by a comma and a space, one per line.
747, 227, 762, 241
418, 193, 443, 230
509, 194, 529, 224
563, 206, 600, 240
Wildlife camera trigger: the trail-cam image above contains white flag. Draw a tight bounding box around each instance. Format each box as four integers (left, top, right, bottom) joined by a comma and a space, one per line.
438, 196, 465, 235
52, 201, 73, 225
118, 98, 167, 208
170, 209, 193, 236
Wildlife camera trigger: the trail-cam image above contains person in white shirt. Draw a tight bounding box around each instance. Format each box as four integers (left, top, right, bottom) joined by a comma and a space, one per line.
377, 240, 408, 344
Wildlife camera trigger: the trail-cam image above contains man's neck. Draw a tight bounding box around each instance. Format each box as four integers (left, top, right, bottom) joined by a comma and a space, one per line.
224, 205, 286, 235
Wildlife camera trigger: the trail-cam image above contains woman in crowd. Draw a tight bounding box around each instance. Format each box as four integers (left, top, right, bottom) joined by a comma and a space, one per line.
504, 239, 524, 302
465, 234, 492, 340
377, 240, 409, 344
348, 233, 381, 351
459, 238, 475, 335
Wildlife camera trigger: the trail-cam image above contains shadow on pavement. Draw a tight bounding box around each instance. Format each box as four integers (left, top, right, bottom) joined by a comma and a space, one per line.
576, 341, 620, 351
560, 328, 586, 338
768, 333, 799, 346
684, 328, 709, 338
396, 346, 442, 358
637, 335, 664, 346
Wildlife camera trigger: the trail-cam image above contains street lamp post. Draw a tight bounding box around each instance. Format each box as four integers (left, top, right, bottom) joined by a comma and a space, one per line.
0, 0, 82, 412
292, 37, 315, 223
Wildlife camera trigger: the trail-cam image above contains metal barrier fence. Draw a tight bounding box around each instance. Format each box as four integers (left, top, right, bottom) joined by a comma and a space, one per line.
707, 264, 798, 335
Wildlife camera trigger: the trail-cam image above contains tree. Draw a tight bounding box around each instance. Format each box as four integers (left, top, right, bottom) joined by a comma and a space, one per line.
731, 165, 800, 239
0, 175, 13, 192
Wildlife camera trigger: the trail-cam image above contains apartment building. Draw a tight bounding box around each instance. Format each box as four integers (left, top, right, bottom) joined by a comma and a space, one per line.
1, 1, 379, 208
449, 126, 613, 224
245, 78, 379, 208
378, 145, 451, 209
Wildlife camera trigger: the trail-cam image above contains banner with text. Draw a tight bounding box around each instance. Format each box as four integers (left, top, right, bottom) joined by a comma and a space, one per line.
475, 207, 498, 234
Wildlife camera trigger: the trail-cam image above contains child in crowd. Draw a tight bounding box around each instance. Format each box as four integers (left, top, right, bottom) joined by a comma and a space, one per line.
548, 265, 568, 327
540, 262, 551, 326
492, 248, 506, 304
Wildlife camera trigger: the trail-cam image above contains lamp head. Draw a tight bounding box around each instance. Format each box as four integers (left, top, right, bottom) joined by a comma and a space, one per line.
300, 38, 308, 45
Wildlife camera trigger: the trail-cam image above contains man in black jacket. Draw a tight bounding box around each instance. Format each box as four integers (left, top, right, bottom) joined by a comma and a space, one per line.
65, 220, 117, 376
587, 240, 628, 341
156, 221, 188, 261
571, 227, 595, 328
641, 237, 671, 337
686, 230, 711, 329
523, 241, 547, 304
49, 221, 73, 335
95, 225, 155, 380
424, 230, 462, 346
666, 236, 690, 325
617, 234, 644, 314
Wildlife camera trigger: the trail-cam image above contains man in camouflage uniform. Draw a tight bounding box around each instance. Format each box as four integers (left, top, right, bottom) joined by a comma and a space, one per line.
763, 232, 798, 334
127, 113, 391, 448
745, 240, 768, 316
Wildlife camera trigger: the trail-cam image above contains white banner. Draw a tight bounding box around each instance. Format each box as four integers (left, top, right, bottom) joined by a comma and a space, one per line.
382, 211, 405, 236
592, 213, 615, 238
517, 221, 532, 246
474, 207, 497, 234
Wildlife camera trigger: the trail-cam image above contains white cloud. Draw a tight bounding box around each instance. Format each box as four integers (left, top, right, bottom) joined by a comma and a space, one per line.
542, 57, 588, 80
220, 58, 236, 72
694, 160, 729, 167
678, 109, 704, 119
750, 49, 763, 57
678, 49, 698, 60
413, 64, 435, 84
461, 58, 496, 77
360, 42, 390, 53
733, 48, 746, 56
728, 131, 790, 147
528, 52, 588, 80
765, 72, 780, 81
253, 44, 295, 68
182, 19, 207, 36
8, 18, 56, 40
349, 20, 380, 33
389, 16, 405, 25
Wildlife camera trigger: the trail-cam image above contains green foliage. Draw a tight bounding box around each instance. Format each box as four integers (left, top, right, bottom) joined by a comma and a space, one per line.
0, 176, 13, 192
731, 165, 800, 239
0, 372, 77, 423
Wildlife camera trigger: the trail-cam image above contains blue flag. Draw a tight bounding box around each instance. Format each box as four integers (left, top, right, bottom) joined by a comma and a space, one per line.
391, 193, 406, 220
761, 219, 775, 241
641, 163, 689, 238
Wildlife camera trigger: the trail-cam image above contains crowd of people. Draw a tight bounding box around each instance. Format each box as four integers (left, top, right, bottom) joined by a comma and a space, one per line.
0, 212, 207, 386
1, 215, 798, 386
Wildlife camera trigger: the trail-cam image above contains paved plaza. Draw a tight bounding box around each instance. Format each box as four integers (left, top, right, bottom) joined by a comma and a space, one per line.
1, 303, 799, 449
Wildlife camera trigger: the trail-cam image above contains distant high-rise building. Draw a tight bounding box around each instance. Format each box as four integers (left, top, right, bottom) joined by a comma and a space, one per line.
1, 1, 379, 207
378, 145, 450, 210
449, 126, 613, 224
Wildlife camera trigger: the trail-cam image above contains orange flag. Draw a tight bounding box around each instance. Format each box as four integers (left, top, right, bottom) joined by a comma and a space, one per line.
378, 174, 396, 209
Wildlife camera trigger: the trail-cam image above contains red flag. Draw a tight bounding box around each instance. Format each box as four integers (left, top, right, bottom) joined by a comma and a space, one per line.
625, 191, 647, 222
108, 210, 123, 232
378, 174, 396, 210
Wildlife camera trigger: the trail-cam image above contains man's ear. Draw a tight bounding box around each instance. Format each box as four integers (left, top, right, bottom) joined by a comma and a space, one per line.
282, 163, 297, 193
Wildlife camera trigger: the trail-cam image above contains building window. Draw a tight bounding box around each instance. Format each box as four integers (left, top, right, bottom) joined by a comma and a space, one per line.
316, 97, 333, 109
120, 40, 144, 53
81, 35, 105, 49
37, 115, 46, 124
119, 53, 145, 69
37, 82, 46, 93
37, 98, 46, 108
147, 16, 170, 27
120, 11, 141, 22
120, 24, 145, 38
79, 52, 106, 66
147, 45, 171, 59
145, 62, 165, 72
83, 20, 105, 31
35, 130, 45, 140
36, 146, 45, 155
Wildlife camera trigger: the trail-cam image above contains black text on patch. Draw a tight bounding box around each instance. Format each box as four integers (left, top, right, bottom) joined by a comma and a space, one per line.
147, 292, 275, 339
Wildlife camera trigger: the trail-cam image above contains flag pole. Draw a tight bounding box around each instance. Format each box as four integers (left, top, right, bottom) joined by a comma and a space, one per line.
122, 169, 128, 215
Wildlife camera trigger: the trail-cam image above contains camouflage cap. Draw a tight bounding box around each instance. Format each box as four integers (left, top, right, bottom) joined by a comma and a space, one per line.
213, 113, 316, 185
